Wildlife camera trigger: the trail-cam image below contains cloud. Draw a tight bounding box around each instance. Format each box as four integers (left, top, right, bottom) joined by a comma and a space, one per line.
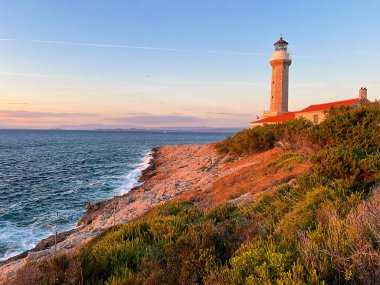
0, 110, 96, 118
5, 102, 29, 105
124, 112, 150, 116
112, 114, 204, 124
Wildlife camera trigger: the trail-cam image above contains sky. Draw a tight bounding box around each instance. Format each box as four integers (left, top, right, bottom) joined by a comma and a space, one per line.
0, 0, 379, 129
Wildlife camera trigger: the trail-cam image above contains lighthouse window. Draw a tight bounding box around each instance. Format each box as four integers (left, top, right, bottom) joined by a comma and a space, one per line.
272, 81, 274, 84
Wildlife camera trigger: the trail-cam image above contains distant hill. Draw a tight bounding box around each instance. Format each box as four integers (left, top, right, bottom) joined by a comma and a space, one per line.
55, 124, 242, 132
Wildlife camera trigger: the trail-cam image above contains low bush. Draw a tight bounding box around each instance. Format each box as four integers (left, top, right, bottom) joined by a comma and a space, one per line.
299, 186, 380, 284
220, 238, 293, 284
216, 118, 312, 156
267, 153, 304, 168
216, 126, 276, 156
310, 102, 380, 150
217, 102, 380, 156
313, 147, 380, 190
12, 186, 380, 285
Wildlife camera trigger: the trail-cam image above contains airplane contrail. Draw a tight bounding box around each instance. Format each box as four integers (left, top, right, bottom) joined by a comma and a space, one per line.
30, 39, 194, 52
29, 39, 268, 56
2, 38, 341, 59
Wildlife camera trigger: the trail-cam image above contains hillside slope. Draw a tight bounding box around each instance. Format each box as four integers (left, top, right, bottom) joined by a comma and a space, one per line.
0, 144, 309, 283
4, 102, 380, 284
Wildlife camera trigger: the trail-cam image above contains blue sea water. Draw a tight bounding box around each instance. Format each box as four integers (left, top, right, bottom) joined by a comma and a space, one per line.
0, 130, 229, 260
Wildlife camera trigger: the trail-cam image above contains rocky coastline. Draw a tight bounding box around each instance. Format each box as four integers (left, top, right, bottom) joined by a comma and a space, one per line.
0, 142, 307, 283
0, 144, 223, 282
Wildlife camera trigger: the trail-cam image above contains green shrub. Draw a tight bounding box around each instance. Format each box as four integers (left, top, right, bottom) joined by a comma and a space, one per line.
274, 118, 313, 148
267, 153, 304, 168
299, 187, 380, 284
216, 118, 312, 155
216, 126, 276, 156
221, 238, 293, 284
240, 184, 306, 231
313, 147, 380, 188
206, 203, 237, 223
310, 102, 380, 150
278, 186, 335, 241
105, 268, 143, 285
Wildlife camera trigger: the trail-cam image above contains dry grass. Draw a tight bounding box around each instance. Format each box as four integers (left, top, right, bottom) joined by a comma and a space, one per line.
299, 185, 380, 284
179, 148, 311, 208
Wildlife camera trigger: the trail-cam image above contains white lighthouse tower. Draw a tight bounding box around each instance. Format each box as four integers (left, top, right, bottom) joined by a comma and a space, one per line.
264, 37, 292, 117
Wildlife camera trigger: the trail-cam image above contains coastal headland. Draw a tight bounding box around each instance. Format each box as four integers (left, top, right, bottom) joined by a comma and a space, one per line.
1, 103, 380, 284
0, 142, 309, 282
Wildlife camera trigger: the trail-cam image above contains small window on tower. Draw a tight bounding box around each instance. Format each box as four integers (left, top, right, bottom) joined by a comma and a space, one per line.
272, 81, 274, 84
271, 96, 274, 99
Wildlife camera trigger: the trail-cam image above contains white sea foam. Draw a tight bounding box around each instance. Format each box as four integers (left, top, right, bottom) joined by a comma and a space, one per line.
0, 223, 53, 261
0, 151, 154, 261
117, 150, 153, 195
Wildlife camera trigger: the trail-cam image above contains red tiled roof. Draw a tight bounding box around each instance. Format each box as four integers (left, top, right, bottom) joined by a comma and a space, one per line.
251, 98, 361, 124
252, 112, 296, 124
299, 98, 360, 112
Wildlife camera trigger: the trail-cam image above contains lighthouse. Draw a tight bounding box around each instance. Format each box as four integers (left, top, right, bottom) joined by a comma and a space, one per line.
251, 38, 367, 128
264, 37, 292, 117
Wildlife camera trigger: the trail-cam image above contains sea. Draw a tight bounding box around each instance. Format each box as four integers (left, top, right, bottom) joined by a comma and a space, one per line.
0, 130, 230, 260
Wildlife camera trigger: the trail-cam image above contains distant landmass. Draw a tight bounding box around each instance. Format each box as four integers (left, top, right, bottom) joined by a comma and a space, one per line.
0, 125, 242, 133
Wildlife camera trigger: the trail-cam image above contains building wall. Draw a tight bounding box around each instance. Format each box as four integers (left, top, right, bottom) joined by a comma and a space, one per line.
250, 111, 328, 128
295, 111, 327, 124
249, 121, 265, 128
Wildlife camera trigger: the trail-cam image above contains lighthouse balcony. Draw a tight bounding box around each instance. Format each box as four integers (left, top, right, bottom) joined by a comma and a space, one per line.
270, 50, 292, 61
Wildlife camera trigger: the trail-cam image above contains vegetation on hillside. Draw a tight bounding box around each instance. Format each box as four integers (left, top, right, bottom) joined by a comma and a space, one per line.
12, 102, 380, 285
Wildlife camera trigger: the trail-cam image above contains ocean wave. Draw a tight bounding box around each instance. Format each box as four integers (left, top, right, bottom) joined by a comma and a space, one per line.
0, 224, 52, 261
0, 151, 153, 261
117, 150, 153, 195
0, 131, 226, 261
